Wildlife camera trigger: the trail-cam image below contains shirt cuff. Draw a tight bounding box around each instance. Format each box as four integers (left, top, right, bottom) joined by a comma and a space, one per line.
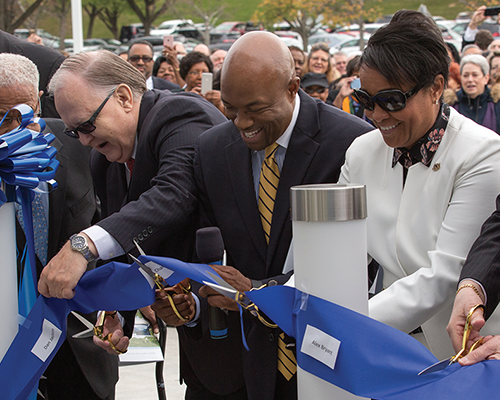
459, 278, 487, 305
82, 225, 125, 260
184, 293, 201, 327
464, 27, 478, 42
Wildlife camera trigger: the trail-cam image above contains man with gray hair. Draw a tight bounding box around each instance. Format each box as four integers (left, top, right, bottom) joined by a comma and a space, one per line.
0, 53, 115, 399
38, 50, 226, 354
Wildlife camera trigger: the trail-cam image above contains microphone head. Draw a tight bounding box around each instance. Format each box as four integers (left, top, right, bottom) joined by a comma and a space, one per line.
196, 227, 224, 263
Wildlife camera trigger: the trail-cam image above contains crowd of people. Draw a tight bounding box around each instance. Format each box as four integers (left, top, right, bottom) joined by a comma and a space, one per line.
2, 6, 500, 400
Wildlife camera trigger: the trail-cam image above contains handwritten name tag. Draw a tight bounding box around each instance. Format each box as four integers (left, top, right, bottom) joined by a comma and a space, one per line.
31, 319, 62, 362
146, 261, 174, 280
300, 324, 340, 370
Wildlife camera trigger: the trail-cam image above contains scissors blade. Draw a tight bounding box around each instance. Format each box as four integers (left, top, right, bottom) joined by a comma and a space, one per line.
206, 271, 238, 291
71, 311, 95, 339
202, 281, 238, 299
130, 253, 158, 286
418, 357, 452, 375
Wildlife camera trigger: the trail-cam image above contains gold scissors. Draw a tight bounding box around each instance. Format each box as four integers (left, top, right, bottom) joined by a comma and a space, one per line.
449, 304, 485, 363
130, 254, 192, 322
419, 304, 485, 375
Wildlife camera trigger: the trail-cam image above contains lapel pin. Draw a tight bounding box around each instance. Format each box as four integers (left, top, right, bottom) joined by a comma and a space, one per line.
432, 163, 440, 171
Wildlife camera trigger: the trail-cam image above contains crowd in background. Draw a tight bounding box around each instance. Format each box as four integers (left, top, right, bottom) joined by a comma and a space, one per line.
4, 6, 500, 400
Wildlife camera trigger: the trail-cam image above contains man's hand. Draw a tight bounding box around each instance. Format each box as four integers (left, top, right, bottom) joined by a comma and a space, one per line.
38, 233, 97, 298
151, 278, 196, 326
199, 265, 252, 311
93, 312, 129, 355
459, 334, 500, 365
139, 305, 159, 334
446, 280, 486, 353
470, 6, 487, 30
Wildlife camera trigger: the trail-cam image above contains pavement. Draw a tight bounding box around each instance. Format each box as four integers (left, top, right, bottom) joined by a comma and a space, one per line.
116, 327, 186, 400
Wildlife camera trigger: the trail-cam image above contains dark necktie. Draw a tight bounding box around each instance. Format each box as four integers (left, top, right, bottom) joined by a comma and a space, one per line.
126, 158, 135, 178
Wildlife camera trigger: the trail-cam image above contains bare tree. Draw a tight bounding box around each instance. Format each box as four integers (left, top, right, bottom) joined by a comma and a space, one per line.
98, 0, 127, 39
45, 0, 71, 50
0, 0, 46, 32
174, 0, 226, 45
83, 0, 104, 38
126, 0, 176, 36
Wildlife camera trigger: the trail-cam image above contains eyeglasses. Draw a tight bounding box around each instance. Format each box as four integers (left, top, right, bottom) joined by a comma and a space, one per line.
188, 69, 208, 76
129, 55, 153, 63
64, 89, 115, 138
350, 78, 419, 112
304, 87, 327, 94
0, 98, 42, 132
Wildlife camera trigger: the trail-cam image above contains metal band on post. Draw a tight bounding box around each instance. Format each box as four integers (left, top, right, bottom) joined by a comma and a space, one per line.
291, 184, 368, 400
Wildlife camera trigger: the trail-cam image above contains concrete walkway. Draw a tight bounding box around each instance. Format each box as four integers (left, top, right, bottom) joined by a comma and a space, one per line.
116, 327, 186, 400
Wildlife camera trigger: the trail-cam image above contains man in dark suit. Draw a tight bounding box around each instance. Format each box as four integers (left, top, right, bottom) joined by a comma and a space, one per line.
0, 53, 116, 399
154, 31, 372, 399
37, 50, 226, 355
0, 29, 64, 118
128, 40, 180, 91
447, 194, 500, 365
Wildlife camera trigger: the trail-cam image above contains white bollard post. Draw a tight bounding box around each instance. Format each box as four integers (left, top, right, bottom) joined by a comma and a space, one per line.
0, 183, 19, 361
291, 184, 368, 400
71, 0, 84, 53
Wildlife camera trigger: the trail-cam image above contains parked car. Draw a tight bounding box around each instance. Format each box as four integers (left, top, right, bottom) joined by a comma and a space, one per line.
150, 19, 195, 37
307, 32, 356, 52
120, 23, 146, 43
13, 28, 59, 48
329, 33, 371, 54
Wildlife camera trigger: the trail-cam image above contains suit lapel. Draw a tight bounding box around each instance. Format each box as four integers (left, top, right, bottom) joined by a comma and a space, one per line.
267, 93, 321, 268
225, 135, 267, 264
46, 133, 66, 259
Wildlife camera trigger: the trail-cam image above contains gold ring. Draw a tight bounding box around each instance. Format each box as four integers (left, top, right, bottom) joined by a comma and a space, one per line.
108, 339, 127, 355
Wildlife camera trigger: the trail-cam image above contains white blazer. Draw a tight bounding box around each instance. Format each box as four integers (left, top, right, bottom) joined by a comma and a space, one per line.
339, 107, 500, 359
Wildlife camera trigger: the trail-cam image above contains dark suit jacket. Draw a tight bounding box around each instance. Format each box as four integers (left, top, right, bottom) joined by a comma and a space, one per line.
0, 30, 64, 118
190, 91, 373, 399
91, 90, 226, 261
460, 194, 500, 318
15, 119, 117, 398
152, 75, 180, 91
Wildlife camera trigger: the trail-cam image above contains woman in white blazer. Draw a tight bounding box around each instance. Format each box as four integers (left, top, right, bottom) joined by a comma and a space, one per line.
339, 10, 500, 360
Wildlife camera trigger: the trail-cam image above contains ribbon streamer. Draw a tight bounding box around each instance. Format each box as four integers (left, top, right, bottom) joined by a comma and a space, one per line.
0, 261, 155, 400
246, 286, 500, 400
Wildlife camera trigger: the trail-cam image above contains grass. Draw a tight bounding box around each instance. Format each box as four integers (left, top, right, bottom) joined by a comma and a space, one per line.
36, 0, 471, 39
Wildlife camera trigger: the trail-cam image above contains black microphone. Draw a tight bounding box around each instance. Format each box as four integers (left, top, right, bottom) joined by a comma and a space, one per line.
196, 227, 228, 339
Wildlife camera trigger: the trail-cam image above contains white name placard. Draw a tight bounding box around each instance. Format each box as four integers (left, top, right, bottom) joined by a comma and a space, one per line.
300, 324, 340, 370
31, 319, 62, 362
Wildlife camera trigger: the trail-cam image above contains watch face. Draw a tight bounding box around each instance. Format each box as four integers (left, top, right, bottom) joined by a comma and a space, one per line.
72, 236, 86, 250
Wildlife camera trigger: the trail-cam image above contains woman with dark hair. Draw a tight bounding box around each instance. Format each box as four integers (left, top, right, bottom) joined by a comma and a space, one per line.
303, 43, 338, 83
339, 10, 500, 360
179, 51, 213, 94
153, 56, 177, 84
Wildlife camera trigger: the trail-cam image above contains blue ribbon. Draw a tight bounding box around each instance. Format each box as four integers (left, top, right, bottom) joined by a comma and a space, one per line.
246, 286, 500, 400
0, 261, 155, 400
0, 105, 59, 314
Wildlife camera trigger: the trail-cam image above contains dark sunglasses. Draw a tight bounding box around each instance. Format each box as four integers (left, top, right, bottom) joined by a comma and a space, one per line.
64, 89, 115, 138
304, 87, 327, 94
129, 55, 153, 63
350, 78, 418, 112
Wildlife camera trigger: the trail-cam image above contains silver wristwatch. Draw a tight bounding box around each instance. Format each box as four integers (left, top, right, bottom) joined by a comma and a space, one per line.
69, 234, 96, 263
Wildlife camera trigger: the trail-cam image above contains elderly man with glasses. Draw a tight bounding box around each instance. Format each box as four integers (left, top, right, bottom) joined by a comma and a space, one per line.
38, 50, 226, 355
128, 40, 179, 90
0, 53, 118, 399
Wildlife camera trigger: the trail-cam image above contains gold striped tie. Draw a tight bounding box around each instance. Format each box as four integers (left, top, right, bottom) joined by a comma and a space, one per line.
258, 142, 280, 244
278, 333, 297, 380
258, 144, 297, 380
